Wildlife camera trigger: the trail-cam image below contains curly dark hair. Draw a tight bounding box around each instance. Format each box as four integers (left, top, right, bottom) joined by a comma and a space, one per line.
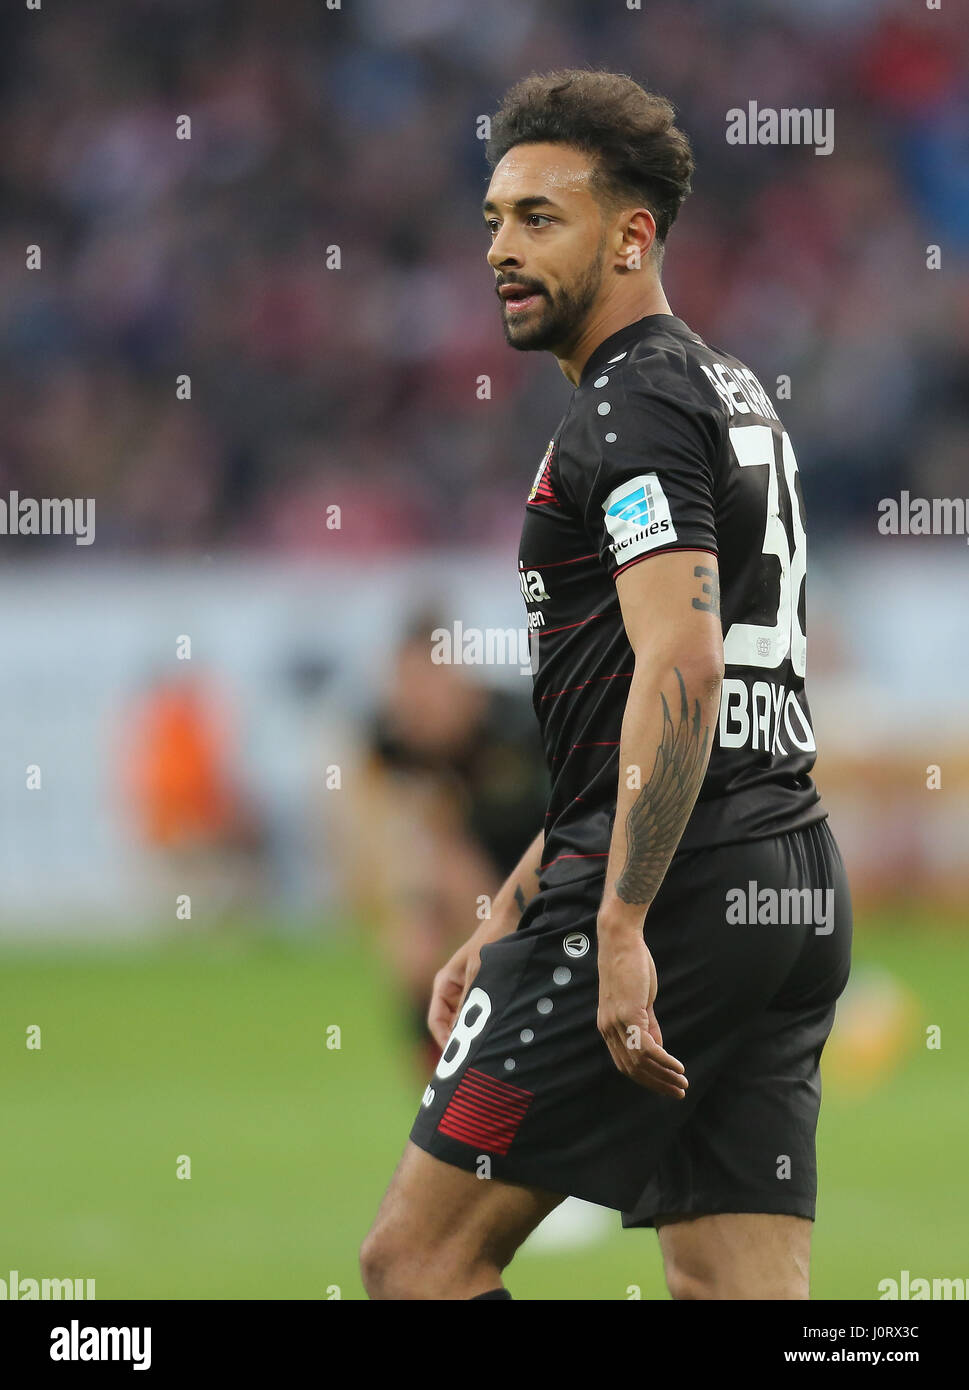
486, 69, 694, 244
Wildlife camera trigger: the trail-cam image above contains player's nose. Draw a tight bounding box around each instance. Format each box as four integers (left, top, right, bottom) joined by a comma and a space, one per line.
487, 226, 523, 271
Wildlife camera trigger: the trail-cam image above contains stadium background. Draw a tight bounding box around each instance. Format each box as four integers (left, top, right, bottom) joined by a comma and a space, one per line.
0, 0, 967, 1299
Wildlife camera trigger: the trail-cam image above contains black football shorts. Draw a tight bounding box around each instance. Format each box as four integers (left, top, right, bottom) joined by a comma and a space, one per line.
409, 816, 852, 1223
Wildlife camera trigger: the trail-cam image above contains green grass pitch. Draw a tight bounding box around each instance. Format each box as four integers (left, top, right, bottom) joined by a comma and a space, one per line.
0, 917, 965, 1299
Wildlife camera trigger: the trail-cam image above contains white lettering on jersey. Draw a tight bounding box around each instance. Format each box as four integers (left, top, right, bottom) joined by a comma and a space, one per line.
518, 565, 550, 602
601, 473, 677, 560
718, 677, 816, 755
700, 363, 779, 421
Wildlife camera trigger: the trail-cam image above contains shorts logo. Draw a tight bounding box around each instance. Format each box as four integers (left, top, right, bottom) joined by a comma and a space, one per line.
421, 1085, 435, 1107
563, 932, 590, 958
602, 473, 677, 560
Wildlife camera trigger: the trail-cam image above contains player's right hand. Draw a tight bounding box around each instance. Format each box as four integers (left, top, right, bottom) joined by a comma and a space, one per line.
597, 931, 689, 1098
427, 940, 482, 1052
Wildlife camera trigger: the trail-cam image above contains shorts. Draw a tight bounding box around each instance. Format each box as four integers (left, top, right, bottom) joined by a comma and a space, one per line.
409, 816, 852, 1224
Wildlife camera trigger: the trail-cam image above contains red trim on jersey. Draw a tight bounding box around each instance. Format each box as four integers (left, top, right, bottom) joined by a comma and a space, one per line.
521, 552, 597, 570
535, 613, 604, 637
539, 851, 609, 870
612, 545, 719, 580
550, 738, 620, 761
540, 671, 633, 701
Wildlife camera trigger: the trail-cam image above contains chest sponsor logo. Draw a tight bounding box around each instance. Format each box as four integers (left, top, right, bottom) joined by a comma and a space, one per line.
519, 564, 550, 628
601, 473, 677, 559
519, 565, 549, 601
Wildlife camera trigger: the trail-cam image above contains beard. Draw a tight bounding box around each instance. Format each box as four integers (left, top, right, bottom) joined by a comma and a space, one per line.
499, 239, 606, 354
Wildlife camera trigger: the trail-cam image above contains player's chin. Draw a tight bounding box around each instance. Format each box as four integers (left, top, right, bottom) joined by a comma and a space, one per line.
502, 309, 557, 352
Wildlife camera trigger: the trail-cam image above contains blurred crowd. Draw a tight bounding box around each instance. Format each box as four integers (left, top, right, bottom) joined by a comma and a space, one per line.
0, 0, 966, 554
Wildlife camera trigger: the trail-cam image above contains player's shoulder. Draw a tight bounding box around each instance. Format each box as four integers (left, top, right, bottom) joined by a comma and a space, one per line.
634, 322, 783, 429
562, 320, 720, 468
573, 316, 780, 434
573, 316, 718, 427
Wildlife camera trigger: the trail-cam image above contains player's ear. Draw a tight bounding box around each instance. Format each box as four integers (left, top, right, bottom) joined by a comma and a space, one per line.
616, 208, 656, 273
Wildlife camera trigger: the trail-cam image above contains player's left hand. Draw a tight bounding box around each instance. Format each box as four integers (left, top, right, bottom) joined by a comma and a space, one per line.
596, 930, 688, 1097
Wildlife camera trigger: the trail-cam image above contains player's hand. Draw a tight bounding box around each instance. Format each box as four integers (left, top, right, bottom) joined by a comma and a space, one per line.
596, 929, 688, 1098
427, 938, 483, 1052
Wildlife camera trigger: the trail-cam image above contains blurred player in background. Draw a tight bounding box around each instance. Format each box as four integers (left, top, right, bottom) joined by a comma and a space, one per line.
362, 69, 852, 1301
341, 613, 547, 1073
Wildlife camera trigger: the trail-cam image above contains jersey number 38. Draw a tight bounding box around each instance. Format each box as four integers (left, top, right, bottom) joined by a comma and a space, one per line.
723, 424, 807, 678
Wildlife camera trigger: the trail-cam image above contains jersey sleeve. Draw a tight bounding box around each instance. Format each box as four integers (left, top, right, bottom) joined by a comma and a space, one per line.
559, 371, 721, 580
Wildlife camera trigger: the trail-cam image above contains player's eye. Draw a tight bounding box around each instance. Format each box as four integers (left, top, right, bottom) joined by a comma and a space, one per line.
485, 219, 501, 236
525, 214, 552, 228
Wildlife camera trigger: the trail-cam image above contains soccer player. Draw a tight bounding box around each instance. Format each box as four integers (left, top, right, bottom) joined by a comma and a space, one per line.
360, 69, 852, 1301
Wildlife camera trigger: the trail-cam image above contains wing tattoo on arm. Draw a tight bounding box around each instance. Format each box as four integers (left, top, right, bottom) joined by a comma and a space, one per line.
616, 667, 711, 906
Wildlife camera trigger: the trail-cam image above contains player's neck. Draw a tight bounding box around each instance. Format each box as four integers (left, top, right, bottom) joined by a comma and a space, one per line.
555, 284, 673, 387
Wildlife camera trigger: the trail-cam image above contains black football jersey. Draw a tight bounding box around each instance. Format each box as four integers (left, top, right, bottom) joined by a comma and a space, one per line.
518, 313, 826, 893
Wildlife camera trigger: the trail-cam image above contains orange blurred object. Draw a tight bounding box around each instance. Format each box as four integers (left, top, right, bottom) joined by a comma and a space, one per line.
123, 679, 241, 848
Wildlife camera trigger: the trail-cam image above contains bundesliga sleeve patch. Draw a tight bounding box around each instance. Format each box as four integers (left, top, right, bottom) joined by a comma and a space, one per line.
601, 472, 678, 560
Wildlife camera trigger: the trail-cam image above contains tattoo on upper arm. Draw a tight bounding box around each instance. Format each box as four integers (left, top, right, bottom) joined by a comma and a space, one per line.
616, 668, 711, 906
692, 564, 721, 618
514, 885, 527, 913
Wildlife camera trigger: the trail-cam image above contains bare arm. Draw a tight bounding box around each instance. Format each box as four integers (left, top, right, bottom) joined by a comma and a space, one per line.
596, 551, 724, 1092
427, 826, 544, 1050
482, 826, 545, 943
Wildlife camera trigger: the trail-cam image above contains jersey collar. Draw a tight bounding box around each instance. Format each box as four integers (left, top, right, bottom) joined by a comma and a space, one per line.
578, 313, 694, 387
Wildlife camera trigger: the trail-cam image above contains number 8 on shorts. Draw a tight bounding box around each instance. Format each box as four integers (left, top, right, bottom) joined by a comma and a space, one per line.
435, 987, 492, 1080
